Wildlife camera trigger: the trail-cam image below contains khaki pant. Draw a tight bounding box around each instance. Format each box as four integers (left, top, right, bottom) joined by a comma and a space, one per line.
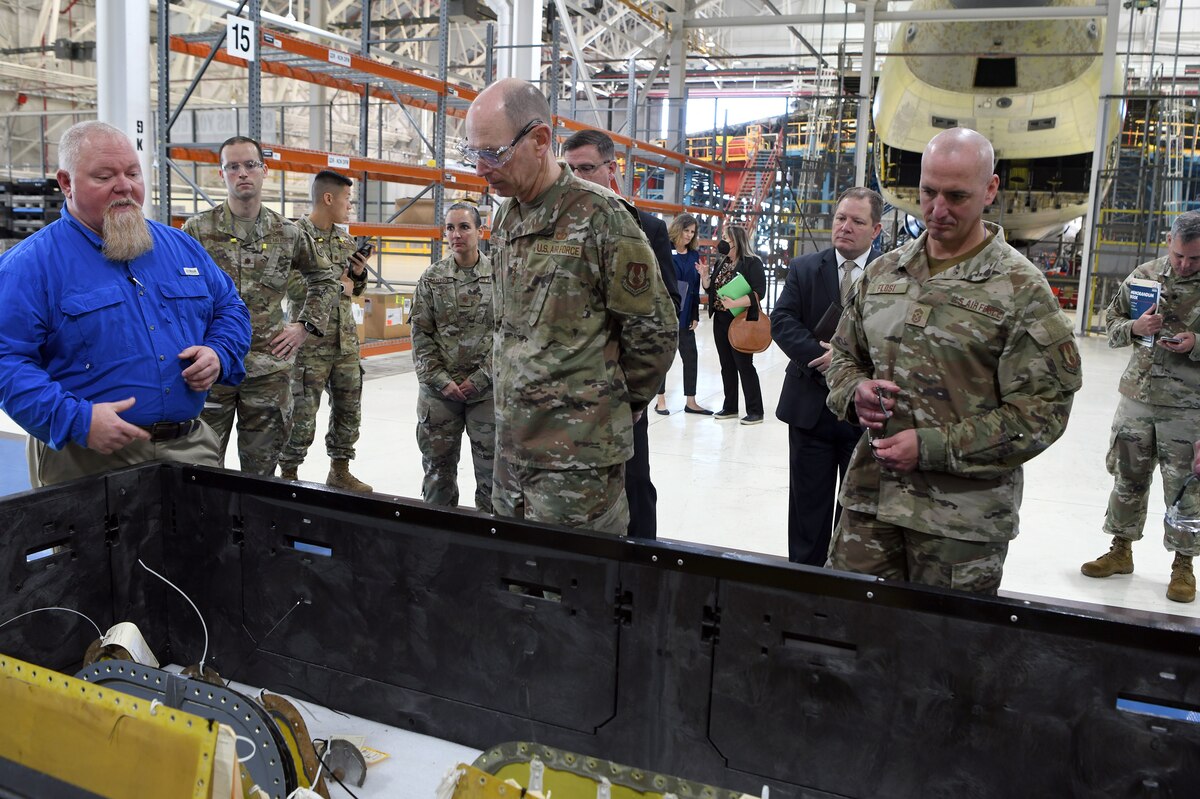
1103, 396, 1199, 556
202, 370, 293, 476
280, 348, 364, 467
829, 508, 1009, 595
416, 389, 495, 512
28, 421, 221, 488
492, 459, 628, 535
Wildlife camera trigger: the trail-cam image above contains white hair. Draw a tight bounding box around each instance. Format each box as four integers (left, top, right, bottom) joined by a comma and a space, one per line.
58, 121, 129, 175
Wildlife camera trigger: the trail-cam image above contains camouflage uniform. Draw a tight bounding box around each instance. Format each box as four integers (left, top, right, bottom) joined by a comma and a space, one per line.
825, 223, 1083, 593
278, 217, 367, 471
489, 166, 678, 533
411, 251, 495, 511
1101, 257, 1200, 556
183, 203, 336, 475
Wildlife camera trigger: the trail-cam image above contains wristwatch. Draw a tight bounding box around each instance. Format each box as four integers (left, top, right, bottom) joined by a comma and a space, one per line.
302, 321, 318, 335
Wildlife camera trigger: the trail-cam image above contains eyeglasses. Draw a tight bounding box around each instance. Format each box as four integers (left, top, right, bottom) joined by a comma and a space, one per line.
568, 159, 614, 175
456, 119, 543, 168
220, 160, 264, 173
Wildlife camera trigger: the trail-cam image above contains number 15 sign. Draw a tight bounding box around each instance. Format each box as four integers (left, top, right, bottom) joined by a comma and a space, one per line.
226, 15, 256, 62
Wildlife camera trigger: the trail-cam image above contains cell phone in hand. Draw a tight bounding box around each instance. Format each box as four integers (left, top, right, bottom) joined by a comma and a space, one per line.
1161, 336, 1182, 345
355, 241, 374, 258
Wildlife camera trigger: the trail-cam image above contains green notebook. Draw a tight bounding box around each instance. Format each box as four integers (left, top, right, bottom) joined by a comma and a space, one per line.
716, 273, 752, 317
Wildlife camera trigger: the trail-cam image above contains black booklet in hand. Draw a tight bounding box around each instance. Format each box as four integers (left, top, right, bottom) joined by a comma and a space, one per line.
813, 302, 844, 343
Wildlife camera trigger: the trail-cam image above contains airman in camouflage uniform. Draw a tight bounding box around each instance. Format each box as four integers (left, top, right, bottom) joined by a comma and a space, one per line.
1080, 211, 1200, 603
183, 137, 336, 475
278, 171, 372, 493
411, 203, 495, 511
826, 128, 1082, 594
464, 78, 677, 533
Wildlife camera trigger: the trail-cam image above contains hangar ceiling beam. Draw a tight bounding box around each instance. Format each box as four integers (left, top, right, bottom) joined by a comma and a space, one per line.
553, 0, 605, 127
761, 0, 830, 68
686, 2, 1110, 29
197, 0, 358, 47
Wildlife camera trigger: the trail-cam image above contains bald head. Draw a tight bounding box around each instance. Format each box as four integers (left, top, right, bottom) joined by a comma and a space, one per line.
918, 127, 1000, 258
465, 78, 560, 202
924, 128, 995, 185
470, 77, 552, 138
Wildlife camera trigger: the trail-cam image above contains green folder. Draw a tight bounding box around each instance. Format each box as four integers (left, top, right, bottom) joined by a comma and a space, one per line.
716, 272, 752, 317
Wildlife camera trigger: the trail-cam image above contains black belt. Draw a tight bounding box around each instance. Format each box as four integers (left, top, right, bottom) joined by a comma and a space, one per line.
138, 419, 202, 442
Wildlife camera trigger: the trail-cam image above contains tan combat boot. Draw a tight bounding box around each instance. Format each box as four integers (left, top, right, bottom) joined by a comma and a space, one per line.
326, 459, 373, 493
1167, 554, 1195, 603
279, 465, 298, 481
1080, 536, 1134, 578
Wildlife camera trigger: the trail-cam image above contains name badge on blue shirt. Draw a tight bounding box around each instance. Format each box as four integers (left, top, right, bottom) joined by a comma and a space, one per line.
182, 267, 200, 276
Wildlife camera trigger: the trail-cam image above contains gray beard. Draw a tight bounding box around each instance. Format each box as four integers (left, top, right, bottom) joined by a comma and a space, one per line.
102, 203, 154, 262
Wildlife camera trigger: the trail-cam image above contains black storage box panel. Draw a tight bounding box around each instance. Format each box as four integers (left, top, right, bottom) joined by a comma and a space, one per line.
1, 463, 1198, 798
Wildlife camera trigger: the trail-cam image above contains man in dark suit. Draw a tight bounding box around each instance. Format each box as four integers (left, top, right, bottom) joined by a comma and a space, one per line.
771, 188, 883, 565
562, 129, 680, 540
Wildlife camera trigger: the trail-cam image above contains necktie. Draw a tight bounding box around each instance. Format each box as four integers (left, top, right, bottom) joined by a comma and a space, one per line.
839, 262, 857, 305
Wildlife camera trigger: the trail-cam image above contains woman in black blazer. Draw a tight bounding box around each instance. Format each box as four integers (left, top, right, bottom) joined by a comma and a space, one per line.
700, 225, 766, 424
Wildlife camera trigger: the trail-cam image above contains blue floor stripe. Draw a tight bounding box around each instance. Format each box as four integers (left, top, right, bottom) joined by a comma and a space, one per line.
0, 436, 30, 497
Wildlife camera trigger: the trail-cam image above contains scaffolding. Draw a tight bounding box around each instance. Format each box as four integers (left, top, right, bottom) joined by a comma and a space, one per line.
156, 1, 481, 265
1077, 1, 1200, 333
155, 1, 722, 255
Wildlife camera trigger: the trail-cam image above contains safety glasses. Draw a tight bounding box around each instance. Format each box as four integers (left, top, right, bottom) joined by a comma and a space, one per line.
456, 119, 544, 168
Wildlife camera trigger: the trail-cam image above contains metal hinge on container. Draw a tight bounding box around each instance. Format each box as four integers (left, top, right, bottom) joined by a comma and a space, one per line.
613, 589, 633, 626
104, 513, 120, 548
701, 604, 720, 644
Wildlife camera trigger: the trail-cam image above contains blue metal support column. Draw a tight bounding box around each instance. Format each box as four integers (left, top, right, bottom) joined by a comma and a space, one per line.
155, 0, 171, 223
432, 0, 449, 262
359, 0, 372, 225
248, 0, 262, 141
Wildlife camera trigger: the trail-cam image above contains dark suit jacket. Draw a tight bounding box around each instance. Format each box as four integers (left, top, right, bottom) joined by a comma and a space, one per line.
637, 210, 682, 315
771, 246, 881, 429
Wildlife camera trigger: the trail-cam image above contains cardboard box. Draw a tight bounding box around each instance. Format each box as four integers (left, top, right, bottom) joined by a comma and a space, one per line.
392, 197, 435, 225
362, 289, 412, 340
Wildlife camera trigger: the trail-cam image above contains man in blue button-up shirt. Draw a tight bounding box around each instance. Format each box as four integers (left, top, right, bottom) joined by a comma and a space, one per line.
0, 121, 251, 487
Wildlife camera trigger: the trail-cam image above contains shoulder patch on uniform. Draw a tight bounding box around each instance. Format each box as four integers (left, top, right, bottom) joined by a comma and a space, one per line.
534, 239, 583, 258
623, 261, 650, 295
1058, 342, 1081, 375
950, 295, 1005, 321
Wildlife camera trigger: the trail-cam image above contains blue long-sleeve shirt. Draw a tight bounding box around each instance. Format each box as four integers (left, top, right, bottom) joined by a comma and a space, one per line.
0, 206, 251, 450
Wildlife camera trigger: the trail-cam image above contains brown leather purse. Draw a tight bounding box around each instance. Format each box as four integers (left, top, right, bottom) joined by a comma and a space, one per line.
729, 293, 772, 354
